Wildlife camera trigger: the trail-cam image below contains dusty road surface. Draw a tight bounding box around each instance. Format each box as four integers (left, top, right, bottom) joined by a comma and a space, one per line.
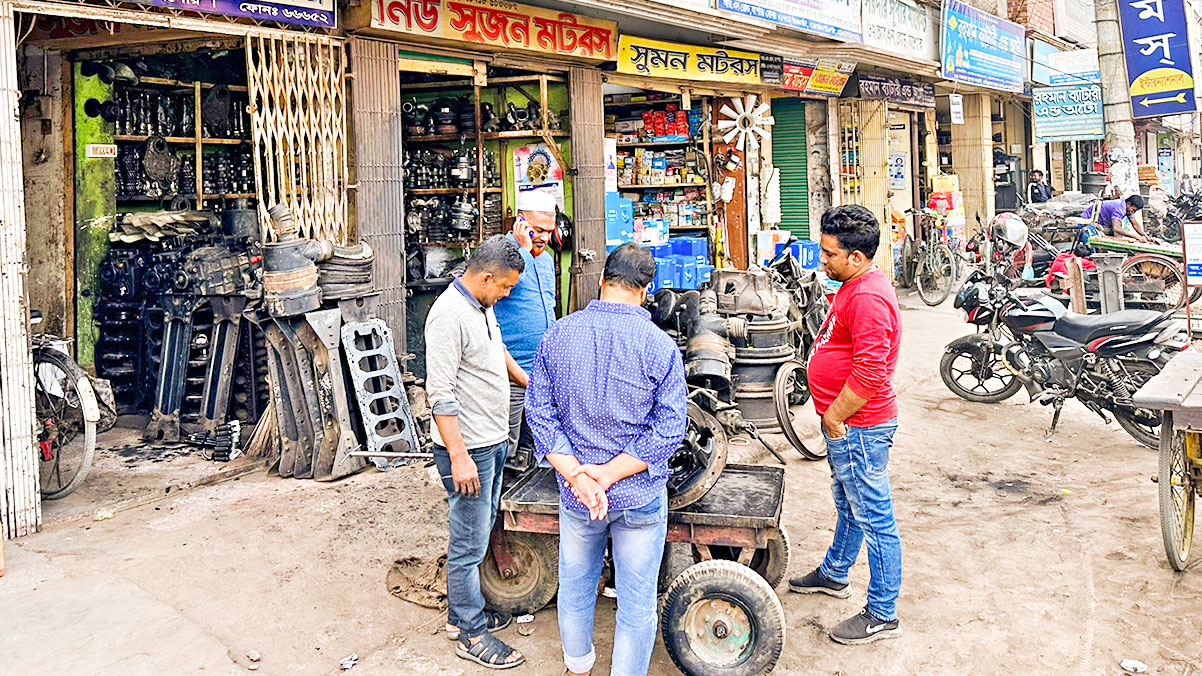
3, 297, 1202, 676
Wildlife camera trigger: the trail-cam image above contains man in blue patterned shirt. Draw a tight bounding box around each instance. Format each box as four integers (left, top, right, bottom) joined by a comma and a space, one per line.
526, 243, 688, 676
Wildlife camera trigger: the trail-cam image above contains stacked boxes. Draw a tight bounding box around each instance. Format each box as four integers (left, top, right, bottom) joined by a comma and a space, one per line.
649, 236, 711, 292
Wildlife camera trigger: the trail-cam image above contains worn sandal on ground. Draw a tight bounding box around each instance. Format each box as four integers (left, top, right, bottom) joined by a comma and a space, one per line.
455, 631, 525, 669
445, 611, 513, 640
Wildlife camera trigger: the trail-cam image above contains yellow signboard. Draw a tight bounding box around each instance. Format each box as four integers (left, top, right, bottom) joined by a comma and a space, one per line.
616, 36, 762, 85
368, 0, 618, 60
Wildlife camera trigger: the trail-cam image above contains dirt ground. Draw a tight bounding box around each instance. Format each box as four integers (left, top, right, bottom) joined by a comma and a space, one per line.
4, 296, 1202, 676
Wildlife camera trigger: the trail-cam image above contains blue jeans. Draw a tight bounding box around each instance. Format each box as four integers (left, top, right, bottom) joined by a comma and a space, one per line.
433, 440, 508, 638
558, 490, 667, 676
819, 419, 902, 622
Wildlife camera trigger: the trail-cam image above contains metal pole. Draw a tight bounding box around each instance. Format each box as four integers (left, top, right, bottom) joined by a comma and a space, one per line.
1095, 0, 1140, 197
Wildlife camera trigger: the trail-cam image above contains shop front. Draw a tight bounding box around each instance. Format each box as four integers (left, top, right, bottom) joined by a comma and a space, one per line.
3, 0, 346, 539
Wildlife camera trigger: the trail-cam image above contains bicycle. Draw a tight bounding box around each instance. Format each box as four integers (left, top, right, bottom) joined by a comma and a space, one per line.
902, 207, 956, 306
31, 310, 101, 500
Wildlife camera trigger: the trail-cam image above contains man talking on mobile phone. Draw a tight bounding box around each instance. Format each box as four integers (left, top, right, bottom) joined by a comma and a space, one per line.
494, 190, 559, 471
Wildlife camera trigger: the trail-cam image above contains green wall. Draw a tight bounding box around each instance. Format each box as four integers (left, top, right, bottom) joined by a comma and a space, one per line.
73, 65, 115, 368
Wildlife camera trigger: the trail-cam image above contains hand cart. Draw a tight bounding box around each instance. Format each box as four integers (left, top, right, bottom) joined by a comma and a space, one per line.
481, 464, 790, 676
1133, 349, 1202, 571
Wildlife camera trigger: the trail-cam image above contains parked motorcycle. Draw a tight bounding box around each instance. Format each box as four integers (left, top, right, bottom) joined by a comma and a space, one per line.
940, 268, 1190, 448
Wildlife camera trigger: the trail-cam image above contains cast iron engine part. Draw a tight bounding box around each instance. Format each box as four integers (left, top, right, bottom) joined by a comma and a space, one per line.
503, 102, 530, 131
479, 102, 500, 133
431, 98, 459, 135
449, 195, 478, 235
222, 198, 258, 241
450, 143, 477, 187
202, 84, 232, 137
341, 318, 425, 470
189, 419, 243, 462
456, 97, 476, 133
262, 203, 332, 317
145, 294, 204, 442
402, 98, 430, 136
300, 308, 368, 480
552, 205, 573, 251
481, 195, 504, 239
143, 136, 182, 196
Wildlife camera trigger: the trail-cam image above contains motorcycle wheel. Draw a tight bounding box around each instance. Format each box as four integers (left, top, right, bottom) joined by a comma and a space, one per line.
1121, 253, 1187, 311
939, 341, 1022, 403
1114, 408, 1161, 449
917, 243, 955, 306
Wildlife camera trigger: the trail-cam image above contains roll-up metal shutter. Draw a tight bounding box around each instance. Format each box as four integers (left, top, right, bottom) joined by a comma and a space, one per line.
772, 97, 809, 239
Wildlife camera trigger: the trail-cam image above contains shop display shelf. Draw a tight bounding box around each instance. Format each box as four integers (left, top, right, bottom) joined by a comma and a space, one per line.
481, 131, 569, 140
114, 135, 250, 145
137, 76, 248, 93
201, 193, 256, 200
619, 183, 705, 189
616, 140, 696, 148
407, 187, 502, 195
407, 134, 475, 143
117, 193, 197, 203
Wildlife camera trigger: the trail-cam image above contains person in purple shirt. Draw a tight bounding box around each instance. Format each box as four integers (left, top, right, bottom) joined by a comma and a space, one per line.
525, 243, 688, 676
1080, 194, 1149, 242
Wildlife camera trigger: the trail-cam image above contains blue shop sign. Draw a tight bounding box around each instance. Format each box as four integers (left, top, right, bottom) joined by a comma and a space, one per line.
940, 0, 1025, 92
1032, 84, 1105, 143
716, 0, 862, 42
1118, 0, 1196, 118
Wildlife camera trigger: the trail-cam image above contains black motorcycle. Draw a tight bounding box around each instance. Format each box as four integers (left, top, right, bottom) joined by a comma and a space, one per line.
940, 269, 1190, 448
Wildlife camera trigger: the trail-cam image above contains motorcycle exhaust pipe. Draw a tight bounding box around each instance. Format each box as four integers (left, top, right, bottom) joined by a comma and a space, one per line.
1000, 343, 1045, 400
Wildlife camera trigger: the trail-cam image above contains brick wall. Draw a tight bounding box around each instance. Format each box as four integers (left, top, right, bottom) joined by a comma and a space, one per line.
1010, 0, 1055, 33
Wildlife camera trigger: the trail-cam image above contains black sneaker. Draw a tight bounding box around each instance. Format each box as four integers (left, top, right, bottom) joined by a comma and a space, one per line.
788, 568, 851, 599
829, 608, 901, 645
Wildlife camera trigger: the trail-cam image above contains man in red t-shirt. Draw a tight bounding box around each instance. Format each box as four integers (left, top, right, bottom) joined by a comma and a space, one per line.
788, 205, 903, 646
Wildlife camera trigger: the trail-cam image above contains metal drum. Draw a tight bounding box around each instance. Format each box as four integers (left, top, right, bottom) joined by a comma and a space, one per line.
732, 316, 793, 433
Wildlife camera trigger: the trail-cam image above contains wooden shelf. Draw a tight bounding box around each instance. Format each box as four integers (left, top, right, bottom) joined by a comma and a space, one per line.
619, 183, 706, 190
201, 193, 255, 200
408, 187, 502, 195
407, 134, 475, 143
482, 131, 569, 140
115, 134, 249, 145
617, 140, 696, 148
605, 96, 682, 106
138, 76, 248, 93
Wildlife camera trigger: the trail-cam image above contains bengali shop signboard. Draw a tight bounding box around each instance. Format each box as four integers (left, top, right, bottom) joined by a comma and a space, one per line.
1118, 0, 1196, 117
940, 0, 1025, 92
363, 0, 618, 60
616, 36, 762, 85
1032, 83, 1105, 143
780, 58, 854, 96
716, 0, 862, 42
141, 0, 335, 26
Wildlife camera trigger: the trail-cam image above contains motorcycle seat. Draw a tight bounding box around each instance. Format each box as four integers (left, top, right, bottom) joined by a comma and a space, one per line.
1053, 309, 1168, 344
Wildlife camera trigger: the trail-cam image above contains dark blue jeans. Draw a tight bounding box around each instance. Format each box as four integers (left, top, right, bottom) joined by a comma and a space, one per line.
433, 440, 508, 638
819, 419, 902, 621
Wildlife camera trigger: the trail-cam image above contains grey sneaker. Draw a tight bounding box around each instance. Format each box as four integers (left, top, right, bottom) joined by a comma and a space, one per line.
788, 568, 851, 599
829, 608, 901, 645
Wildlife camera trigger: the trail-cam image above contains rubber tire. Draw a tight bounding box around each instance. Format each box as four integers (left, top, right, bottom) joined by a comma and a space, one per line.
939, 339, 1022, 404
1114, 407, 1161, 450
479, 532, 559, 615
1158, 412, 1195, 572
898, 236, 917, 288
696, 526, 793, 589
661, 559, 786, 676
35, 348, 97, 500
773, 361, 825, 460
917, 243, 955, 306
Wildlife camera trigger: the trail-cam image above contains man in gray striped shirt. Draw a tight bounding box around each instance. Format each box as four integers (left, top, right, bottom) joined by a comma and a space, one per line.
425, 235, 528, 669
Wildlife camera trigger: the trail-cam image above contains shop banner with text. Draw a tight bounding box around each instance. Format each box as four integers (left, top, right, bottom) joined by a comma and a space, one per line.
858, 73, 935, 107
145, 0, 335, 26
779, 58, 854, 96
716, 0, 862, 42
940, 0, 1025, 92
1118, 0, 1196, 118
1032, 83, 1104, 143
616, 36, 761, 85
861, 0, 938, 62
366, 0, 617, 60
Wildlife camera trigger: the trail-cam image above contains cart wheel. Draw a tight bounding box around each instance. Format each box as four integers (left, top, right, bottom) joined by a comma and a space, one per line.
480, 532, 559, 614
662, 559, 785, 676
1159, 413, 1196, 571
668, 403, 729, 510
695, 526, 792, 590
773, 361, 824, 460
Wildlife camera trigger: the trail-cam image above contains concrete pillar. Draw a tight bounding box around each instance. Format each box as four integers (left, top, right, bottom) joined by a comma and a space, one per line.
951, 93, 995, 229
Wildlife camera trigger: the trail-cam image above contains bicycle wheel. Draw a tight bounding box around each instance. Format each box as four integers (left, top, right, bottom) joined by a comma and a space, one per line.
898, 236, 918, 288
917, 243, 955, 306
35, 348, 98, 500
1122, 253, 1187, 311
1159, 413, 1195, 571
